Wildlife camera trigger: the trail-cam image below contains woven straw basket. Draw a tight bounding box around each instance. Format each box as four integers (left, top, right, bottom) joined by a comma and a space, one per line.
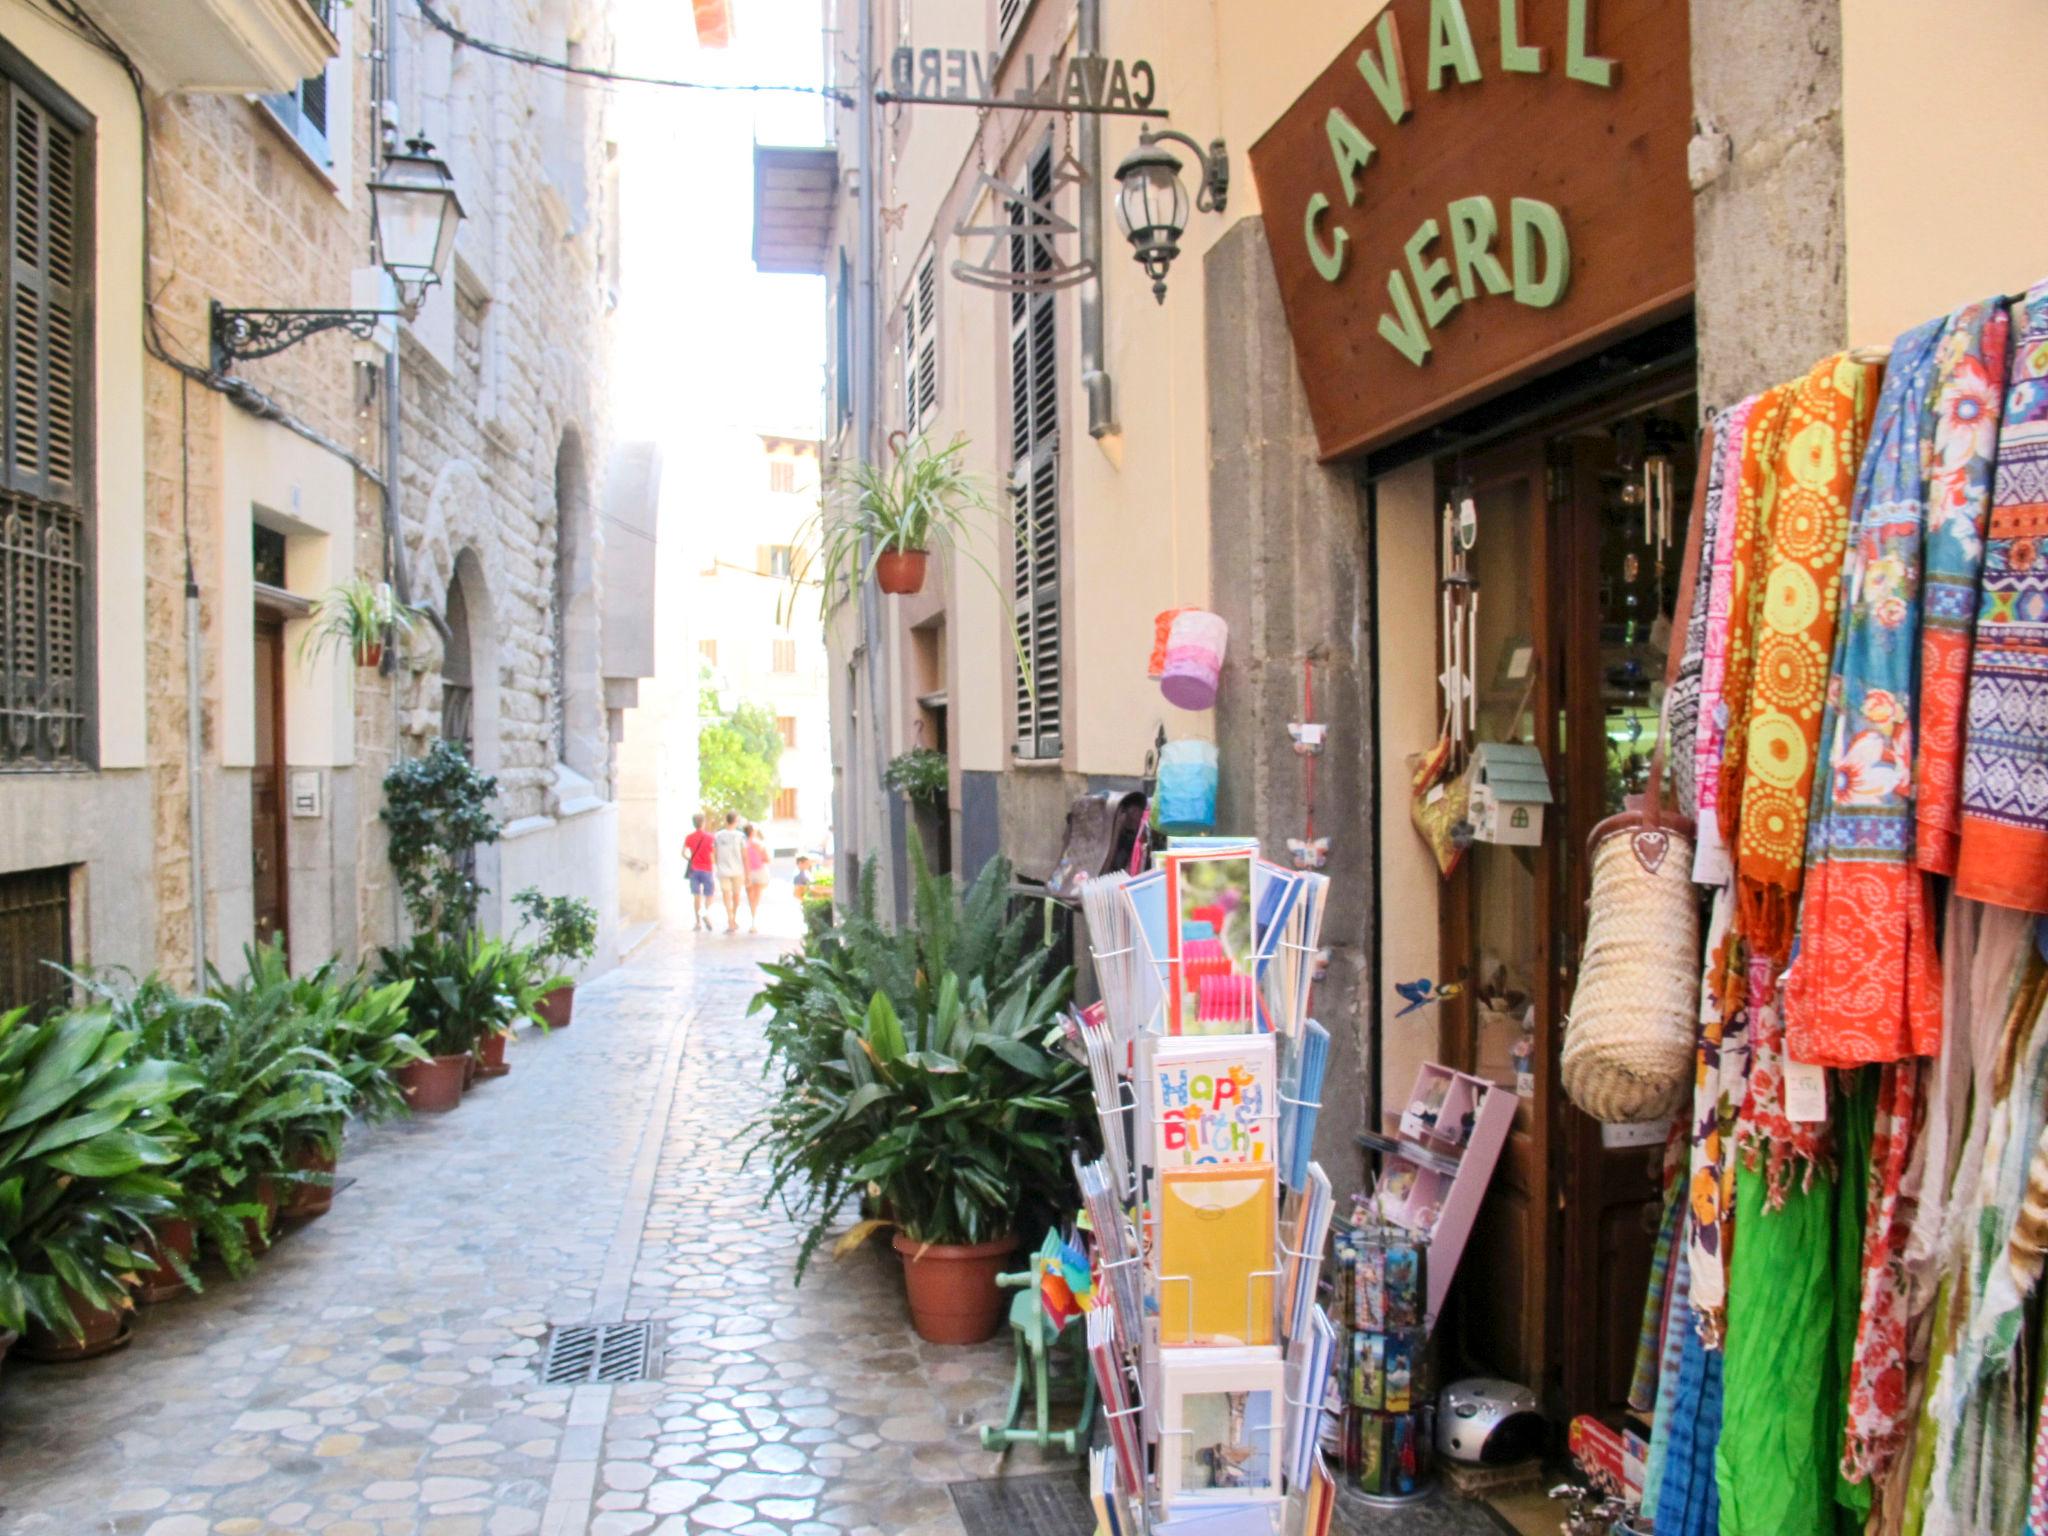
1563, 804, 1700, 1124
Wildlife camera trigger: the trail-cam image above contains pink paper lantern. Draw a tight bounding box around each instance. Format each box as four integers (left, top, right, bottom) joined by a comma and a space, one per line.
1160, 609, 1228, 710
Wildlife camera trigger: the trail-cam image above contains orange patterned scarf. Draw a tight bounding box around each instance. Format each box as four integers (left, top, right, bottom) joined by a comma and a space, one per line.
1717, 355, 1881, 967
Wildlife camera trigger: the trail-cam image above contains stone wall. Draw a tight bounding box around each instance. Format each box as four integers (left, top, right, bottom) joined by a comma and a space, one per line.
1690, 0, 1847, 409
1205, 217, 1376, 1208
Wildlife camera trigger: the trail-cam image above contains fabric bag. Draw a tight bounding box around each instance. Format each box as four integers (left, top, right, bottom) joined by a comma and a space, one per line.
1562, 471, 1708, 1125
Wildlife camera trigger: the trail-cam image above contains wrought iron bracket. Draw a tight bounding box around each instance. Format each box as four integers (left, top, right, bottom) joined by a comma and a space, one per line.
1136, 128, 1228, 214
209, 300, 404, 371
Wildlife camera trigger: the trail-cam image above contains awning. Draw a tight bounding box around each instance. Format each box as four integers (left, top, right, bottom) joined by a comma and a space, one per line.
76, 0, 338, 92
751, 144, 839, 277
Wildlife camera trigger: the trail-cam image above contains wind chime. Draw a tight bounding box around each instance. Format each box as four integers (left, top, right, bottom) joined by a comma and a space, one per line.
1613, 447, 1675, 792
1438, 488, 1479, 763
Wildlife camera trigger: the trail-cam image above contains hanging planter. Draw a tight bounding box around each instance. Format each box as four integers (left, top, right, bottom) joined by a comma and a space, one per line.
875, 549, 929, 594
298, 578, 421, 673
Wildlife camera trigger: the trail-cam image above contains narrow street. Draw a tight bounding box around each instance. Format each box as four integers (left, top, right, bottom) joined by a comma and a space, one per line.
0, 907, 1054, 1536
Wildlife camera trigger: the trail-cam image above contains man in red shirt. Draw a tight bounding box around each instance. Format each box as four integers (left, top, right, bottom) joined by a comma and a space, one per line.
682, 812, 717, 931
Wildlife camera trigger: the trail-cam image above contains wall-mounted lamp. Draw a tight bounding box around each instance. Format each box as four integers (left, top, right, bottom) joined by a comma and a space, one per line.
1113, 129, 1229, 304
211, 136, 466, 370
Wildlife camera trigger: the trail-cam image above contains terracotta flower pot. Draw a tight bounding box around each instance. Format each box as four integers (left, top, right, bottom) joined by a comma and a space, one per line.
17, 1286, 131, 1362
281, 1143, 338, 1221
891, 1231, 1016, 1344
475, 1029, 511, 1078
136, 1217, 197, 1304
462, 1051, 478, 1091
875, 549, 929, 595
397, 1052, 469, 1113
356, 641, 384, 670
536, 985, 575, 1030
242, 1175, 279, 1255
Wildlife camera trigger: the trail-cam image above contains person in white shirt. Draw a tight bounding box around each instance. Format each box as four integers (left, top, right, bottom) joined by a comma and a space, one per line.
712, 811, 748, 933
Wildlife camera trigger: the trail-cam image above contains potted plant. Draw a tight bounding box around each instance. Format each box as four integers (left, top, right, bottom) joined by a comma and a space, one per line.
382, 738, 502, 938
512, 887, 598, 1029
748, 847, 1081, 1343
789, 433, 1016, 601
374, 931, 525, 1109
92, 971, 351, 1281
0, 1004, 196, 1359
882, 748, 949, 807
300, 578, 420, 670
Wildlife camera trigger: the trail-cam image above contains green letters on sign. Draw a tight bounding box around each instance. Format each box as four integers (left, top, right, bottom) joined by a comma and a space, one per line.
1377, 267, 1433, 367
1404, 218, 1459, 328
1446, 196, 1511, 299
1566, 0, 1617, 86
1426, 0, 1481, 89
1510, 198, 1570, 306
1354, 10, 1411, 124
1305, 193, 1349, 283
1325, 107, 1377, 205
1499, 0, 1544, 73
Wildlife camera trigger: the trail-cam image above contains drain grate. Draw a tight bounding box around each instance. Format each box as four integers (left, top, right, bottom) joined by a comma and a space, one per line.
947, 1471, 1093, 1536
538, 1321, 661, 1385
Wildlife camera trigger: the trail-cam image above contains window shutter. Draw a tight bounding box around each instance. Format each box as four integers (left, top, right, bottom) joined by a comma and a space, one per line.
999, 0, 1024, 45
2, 76, 92, 772
903, 248, 938, 436
1007, 143, 1060, 761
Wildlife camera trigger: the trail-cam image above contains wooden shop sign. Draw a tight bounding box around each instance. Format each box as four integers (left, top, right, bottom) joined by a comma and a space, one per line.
1247, 0, 1692, 460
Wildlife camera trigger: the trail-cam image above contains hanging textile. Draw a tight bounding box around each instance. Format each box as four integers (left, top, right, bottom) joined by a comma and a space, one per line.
1956, 284, 2048, 911
1719, 355, 1882, 966
1695, 396, 1758, 887
1668, 422, 1721, 818
1786, 317, 1947, 1066
1685, 889, 1750, 1340
1641, 1242, 1695, 1524
2026, 1302, 2048, 1534
1843, 1061, 1926, 1487
1832, 1071, 1877, 1530
1655, 1311, 1725, 1536
1916, 300, 2012, 875
1632, 1124, 1690, 1412
1737, 950, 1829, 1206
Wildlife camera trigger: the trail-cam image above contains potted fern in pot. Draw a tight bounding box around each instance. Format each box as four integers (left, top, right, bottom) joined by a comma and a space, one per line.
512, 887, 598, 1029
793, 433, 1012, 601
301, 578, 420, 671
748, 849, 1083, 1343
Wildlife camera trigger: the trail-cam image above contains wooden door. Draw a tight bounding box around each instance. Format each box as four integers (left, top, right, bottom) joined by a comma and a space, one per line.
1438, 439, 1558, 1399
1553, 425, 1693, 1421
252, 618, 288, 956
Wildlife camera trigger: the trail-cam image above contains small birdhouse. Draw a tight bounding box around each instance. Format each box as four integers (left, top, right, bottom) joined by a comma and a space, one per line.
1468, 742, 1552, 847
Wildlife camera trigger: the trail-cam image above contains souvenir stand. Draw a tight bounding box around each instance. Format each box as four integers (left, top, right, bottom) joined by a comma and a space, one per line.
1072, 837, 1342, 1536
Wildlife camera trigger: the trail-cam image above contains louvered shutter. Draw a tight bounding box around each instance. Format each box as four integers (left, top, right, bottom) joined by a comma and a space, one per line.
903, 248, 938, 436
1007, 145, 1060, 760
2, 74, 91, 771
998, 0, 1024, 45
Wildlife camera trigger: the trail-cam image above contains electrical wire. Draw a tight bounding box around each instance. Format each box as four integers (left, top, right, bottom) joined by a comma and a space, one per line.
413, 0, 852, 105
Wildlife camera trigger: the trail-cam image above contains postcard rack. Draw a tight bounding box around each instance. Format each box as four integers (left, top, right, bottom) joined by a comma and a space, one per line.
1072, 840, 1343, 1536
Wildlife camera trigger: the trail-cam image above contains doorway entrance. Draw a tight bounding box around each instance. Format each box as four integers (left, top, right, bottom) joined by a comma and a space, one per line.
252, 616, 289, 955
1426, 372, 1700, 1426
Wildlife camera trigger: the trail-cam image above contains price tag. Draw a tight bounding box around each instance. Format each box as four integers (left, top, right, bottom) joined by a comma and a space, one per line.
1783, 1060, 1828, 1123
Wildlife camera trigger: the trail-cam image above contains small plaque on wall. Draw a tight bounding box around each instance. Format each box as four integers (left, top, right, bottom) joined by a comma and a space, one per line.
289, 770, 323, 819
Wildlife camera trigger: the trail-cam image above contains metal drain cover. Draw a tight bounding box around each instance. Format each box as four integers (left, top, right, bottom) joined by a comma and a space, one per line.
539, 1321, 661, 1385
947, 1472, 1092, 1536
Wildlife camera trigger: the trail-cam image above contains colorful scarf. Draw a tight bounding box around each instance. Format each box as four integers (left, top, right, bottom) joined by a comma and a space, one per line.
1915, 300, 2011, 875
1957, 285, 2048, 912
1640, 1242, 1694, 1522
1667, 422, 1719, 820
1631, 1124, 1689, 1412
1786, 318, 1947, 1066
1719, 355, 1881, 965
1694, 397, 1757, 887
1685, 889, 1750, 1340
1842, 1059, 1926, 1486
1656, 1314, 1725, 1536
1737, 950, 1829, 1206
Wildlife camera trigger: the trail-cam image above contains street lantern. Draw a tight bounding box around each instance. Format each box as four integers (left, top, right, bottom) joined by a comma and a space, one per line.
211, 135, 465, 371
1113, 129, 1229, 304
368, 136, 466, 312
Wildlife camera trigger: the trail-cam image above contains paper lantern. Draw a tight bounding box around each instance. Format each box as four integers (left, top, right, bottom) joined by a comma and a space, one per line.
1160, 609, 1228, 710
1157, 739, 1219, 830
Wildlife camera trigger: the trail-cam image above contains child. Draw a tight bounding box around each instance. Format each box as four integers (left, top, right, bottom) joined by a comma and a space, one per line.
793, 854, 815, 892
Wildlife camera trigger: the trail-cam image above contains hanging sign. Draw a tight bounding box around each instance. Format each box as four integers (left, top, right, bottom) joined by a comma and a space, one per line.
1247, 0, 1692, 460
888, 46, 1159, 113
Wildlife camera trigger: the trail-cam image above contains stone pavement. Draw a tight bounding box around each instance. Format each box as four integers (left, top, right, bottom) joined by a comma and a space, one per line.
0, 910, 1065, 1536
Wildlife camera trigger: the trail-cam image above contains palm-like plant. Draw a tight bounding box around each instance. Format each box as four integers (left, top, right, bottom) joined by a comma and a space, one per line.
299, 578, 420, 670
747, 845, 1082, 1279
375, 931, 544, 1057
0, 1006, 196, 1340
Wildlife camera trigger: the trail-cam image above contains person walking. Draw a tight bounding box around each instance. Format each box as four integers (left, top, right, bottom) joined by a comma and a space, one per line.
682, 813, 717, 931
712, 811, 748, 934
743, 823, 771, 932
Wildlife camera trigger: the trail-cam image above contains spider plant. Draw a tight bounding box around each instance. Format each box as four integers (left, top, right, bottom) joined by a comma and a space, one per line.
299, 577, 420, 669
0, 1005, 196, 1341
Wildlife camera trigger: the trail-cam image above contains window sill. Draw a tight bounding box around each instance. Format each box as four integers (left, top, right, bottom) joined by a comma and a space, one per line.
1009, 752, 1064, 771
249, 97, 342, 196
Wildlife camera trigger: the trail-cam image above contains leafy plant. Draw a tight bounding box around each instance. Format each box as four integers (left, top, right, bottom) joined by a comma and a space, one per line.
747, 844, 1080, 1279
699, 699, 784, 821
0, 1005, 195, 1340
375, 931, 550, 1057
512, 888, 600, 974
299, 578, 420, 670
382, 738, 501, 933
76, 971, 348, 1282
882, 748, 949, 807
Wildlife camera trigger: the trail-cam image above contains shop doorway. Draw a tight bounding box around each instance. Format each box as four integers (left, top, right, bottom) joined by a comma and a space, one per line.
251, 615, 289, 955
1428, 372, 1699, 1425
